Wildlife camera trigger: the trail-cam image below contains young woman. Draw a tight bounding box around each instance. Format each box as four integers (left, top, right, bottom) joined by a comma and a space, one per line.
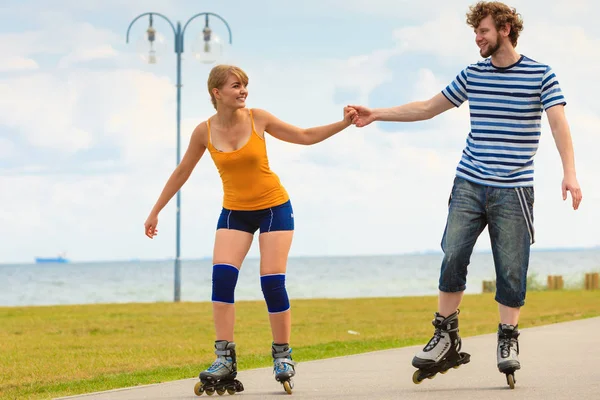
144, 65, 356, 395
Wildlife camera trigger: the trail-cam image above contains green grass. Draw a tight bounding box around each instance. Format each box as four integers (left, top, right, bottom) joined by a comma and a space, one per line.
1, 290, 599, 399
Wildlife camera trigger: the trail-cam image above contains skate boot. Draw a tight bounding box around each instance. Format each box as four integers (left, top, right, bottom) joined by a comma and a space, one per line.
272, 343, 296, 394
497, 324, 520, 389
194, 340, 244, 396
411, 309, 471, 384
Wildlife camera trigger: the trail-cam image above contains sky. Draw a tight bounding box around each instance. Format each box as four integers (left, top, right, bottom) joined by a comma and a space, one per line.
1, 0, 598, 263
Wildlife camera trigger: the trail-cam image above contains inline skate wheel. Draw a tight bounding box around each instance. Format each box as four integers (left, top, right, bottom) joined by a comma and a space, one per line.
412, 370, 423, 384
440, 369, 448, 374
205, 388, 215, 396
507, 374, 515, 389
194, 382, 204, 396
227, 388, 236, 395
216, 388, 226, 396
283, 380, 293, 394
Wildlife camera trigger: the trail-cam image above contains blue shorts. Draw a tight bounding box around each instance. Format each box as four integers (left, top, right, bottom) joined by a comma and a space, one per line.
216, 200, 294, 234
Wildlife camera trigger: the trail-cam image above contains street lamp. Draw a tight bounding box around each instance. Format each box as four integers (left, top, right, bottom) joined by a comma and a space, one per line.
126, 12, 233, 302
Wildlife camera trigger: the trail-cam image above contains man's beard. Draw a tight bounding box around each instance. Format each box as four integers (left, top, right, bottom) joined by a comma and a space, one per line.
480, 34, 501, 58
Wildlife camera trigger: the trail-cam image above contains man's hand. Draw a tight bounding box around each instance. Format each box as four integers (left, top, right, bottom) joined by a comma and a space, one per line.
349, 105, 375, 127
562, 174, 582, 210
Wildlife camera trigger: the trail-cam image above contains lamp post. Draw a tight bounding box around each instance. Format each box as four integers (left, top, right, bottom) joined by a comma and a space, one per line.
126, 12, 233, 302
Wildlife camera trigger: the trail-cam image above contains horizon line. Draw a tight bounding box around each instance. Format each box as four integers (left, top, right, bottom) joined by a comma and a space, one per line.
4, 245, 600, 266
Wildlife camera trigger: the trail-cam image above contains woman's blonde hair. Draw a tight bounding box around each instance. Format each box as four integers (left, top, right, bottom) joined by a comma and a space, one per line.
207, 65, 249, 110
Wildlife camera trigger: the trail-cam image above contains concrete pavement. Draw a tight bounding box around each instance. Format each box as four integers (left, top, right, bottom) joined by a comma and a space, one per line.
56, 317, 600, 400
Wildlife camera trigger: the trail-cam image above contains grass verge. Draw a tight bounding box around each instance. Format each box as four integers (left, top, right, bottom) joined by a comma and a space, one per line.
1, 290, 599, 399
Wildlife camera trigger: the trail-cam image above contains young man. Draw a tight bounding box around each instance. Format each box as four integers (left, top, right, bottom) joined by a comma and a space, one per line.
350, 1, 582, 386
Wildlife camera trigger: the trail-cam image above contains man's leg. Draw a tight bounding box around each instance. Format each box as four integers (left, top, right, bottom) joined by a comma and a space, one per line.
439, 292, 464, 318
412, 177, 486, 373
438, 178, 488, 316
488, 186, 533, 320
487, 186, 534, 375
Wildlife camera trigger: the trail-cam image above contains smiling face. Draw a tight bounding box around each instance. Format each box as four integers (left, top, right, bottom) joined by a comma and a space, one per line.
474, 15, 504, 58
207, 65, 249, 110
213, 73, 248, 110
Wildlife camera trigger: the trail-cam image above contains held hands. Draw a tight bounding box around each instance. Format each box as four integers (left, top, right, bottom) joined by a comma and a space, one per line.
347, 104, 374, 128
562, 173, 582, 210
343, 106, 358, 125
144, 213, 159, 239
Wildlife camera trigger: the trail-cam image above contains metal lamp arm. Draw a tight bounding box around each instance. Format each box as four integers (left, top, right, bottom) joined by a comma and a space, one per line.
125, 12, 177, 47
181, 12, 233, 44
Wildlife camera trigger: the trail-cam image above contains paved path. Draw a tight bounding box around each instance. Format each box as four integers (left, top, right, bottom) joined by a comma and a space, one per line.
57, 317, 600, 399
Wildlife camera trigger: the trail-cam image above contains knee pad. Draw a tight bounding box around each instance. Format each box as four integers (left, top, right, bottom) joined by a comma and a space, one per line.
212, 264, 240, 304
261, 274, 290, 313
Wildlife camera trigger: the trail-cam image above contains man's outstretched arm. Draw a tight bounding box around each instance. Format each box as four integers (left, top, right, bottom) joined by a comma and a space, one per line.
351, 93, 455, 127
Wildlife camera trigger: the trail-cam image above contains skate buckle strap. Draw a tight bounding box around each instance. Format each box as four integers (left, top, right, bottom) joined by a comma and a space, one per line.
272, 351, 292, 359
207, 358, 232, 373
275, 357, 296, 366
215, 349, 231, 356
274, 357, 296, 365
440, 320, 459, 332
432, 317, 458, 333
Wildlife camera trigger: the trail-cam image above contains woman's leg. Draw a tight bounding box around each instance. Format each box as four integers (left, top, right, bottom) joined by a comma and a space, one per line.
257, 200, 296, 390
258, 230, 294, 343
212, 228, 253, 341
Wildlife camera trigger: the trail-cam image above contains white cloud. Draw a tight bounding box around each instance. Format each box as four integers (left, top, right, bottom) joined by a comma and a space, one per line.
535, 0, 594, 20
0, 68, 182, 158
393, 11, 474, 63
0, 32, 41, 59
0, 56, 39, 72
0, 0, 599, 263
58, 45, 118, 68
315, 0, 469, 20
50, 0, 180, 14
325, 49, 398, 104
0, 20, 119, 62
0, 137, 16, 159
0, 73, 93, 152
411, 68, 446, 99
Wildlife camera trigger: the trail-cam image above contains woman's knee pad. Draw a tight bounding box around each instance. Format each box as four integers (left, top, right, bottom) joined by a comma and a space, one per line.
260, 274, 290, 313
212, 264, 240, 304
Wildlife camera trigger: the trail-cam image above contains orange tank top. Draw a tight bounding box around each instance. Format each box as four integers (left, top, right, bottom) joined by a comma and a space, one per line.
206, 109, 289, 211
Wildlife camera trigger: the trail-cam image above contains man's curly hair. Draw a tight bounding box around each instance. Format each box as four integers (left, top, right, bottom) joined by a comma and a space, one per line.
466, 1, 524, 47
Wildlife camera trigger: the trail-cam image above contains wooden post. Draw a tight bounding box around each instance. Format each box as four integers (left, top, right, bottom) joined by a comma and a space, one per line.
547, 275, 564, 290
585, 273, 590, 290
585, 273, 589, 290
586, 273, 599, 290
482, 280, 495, 293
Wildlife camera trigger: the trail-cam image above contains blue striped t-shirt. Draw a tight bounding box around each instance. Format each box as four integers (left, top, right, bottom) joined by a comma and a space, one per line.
442, 55, 566, 188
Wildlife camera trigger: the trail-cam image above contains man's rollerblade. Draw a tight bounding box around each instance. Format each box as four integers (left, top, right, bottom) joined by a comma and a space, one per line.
411, 310, 471, 384
272, 343, 296, 394
497, 324, 520, 389
194, 340, 244, 396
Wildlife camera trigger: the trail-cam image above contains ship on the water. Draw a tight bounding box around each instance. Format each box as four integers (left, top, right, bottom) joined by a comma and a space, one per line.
35, 253, 69, 264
